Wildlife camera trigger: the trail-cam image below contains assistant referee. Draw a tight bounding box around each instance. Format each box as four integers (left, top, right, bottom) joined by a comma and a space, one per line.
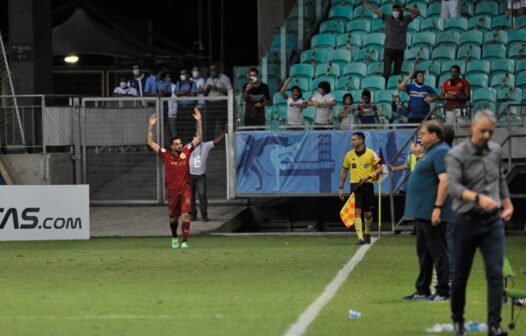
339, 132, 383, 245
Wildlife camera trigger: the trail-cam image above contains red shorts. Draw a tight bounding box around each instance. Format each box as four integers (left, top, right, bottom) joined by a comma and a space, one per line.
167, 186, 191, 218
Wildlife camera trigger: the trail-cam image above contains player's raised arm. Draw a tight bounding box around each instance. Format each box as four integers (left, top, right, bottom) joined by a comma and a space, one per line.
192, 107, 203, 147
147, 113, 161, 154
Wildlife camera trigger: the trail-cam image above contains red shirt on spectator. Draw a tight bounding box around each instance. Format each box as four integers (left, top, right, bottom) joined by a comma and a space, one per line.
159, 143, 195, 189
441, 78, 471, 108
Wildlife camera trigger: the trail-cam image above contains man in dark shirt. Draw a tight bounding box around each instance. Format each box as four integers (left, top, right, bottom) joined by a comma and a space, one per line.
446, 109, 514, 336
363, 1, 419, 80
242, 68, 270, 126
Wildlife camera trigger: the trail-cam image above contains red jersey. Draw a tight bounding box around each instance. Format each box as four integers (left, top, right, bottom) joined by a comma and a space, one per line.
441, 78, 471, 108
159, 143, 195, 189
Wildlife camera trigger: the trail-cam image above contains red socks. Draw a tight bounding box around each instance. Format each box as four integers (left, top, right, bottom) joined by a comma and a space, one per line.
182, 221, 190, 242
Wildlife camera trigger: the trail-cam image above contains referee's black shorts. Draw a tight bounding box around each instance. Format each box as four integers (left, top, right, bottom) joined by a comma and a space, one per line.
350, 183, 375, 212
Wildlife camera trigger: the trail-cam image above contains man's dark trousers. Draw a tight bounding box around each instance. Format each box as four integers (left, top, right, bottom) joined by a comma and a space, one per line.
191, 174, 208, 219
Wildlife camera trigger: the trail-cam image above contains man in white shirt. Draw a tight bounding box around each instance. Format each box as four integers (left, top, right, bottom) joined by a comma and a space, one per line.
191, 66, 206, 108
113, 78, 138, 96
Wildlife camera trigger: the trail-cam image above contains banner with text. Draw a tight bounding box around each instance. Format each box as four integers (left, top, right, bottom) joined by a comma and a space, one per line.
0, 185, 90, 241
235, 130, 414, 195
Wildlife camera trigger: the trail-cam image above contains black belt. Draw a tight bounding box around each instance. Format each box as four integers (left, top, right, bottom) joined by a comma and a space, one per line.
463, 208, 500, 220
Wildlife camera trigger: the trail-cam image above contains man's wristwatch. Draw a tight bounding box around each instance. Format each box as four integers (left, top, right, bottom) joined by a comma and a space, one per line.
475, 193, 480, 204
434, 205, 443, 209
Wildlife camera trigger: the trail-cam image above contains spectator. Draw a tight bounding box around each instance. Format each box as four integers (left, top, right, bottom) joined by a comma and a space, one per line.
356, 90, 379, 125
508, 0, 526, 16
144, 67, 157, 94
205, 62, 232, 139
280, 77, 307, 128
308, 81, 336, 126
242, 68, 270, 127
398, 71, 439, 123
403, 120, 452, 303
145, 68, 171, 96
441, 0, 461, 19
174, 69, 198, 144
338, 93, 356, 130
364, 1, 419, 80
389, 138, 420, 173
392, 92, 409, 124
189, 127, 226, 222
112, 78, 138, 97
128, 64, 147, 97
191, 66, 206, 108
439, 65, 471, 125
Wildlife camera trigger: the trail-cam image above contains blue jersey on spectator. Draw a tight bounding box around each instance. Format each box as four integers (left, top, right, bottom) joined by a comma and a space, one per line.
406, 83, 436, 121
144, 75, 157, 94
174, 81, 197, 105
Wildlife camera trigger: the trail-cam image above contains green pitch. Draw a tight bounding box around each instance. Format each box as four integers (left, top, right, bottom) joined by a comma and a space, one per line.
1, 236, 524, 336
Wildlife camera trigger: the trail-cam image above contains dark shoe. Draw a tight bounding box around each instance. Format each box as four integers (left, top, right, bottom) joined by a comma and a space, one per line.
364, 234, 371, 244
355, 239, 365, 246
453, 321, 466, 336
202, 217, 209, 222
427, 293, 449, 302
402, 291, 430, 301
190, 215, 197, 221
488, 325, 507, 336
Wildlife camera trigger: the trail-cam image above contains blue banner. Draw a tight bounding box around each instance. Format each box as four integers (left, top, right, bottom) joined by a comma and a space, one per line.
235, 130, 414, 195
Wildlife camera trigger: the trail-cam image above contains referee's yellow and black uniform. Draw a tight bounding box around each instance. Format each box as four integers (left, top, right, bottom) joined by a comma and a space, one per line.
342, 147, 381, 240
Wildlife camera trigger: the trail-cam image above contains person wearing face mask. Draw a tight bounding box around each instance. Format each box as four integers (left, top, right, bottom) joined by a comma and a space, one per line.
242, 68, 270, 126
439, 65, 471, 125
113, 77, 138, 97
190, 66, 206, 108
398, 71, 439, 123
145, 68, 171, 97
363, 1, 420, 81
308, 81, 337, 127
128, 64, 147, 97
172, 69, 198, 145
205, 62, 232, 139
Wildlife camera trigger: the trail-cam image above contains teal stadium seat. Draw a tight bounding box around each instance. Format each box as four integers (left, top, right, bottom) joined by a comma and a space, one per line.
350, 90, 365, 103
336, 76, 360, 91
432, 46, 456, 62
379, 4, 394, 15
406, 0, 430, 5
420, 18, 444, 34
329, 5, 354, 23
427, 2, 442, 19
402, 62, 415, 74
320, 19, 346, 34
355, 48, 381, 63
375, 89, 394, 105
312, 76, 336, 91
328, 49, 353, 69
509, 29, 526, 52
409, 3, 427, 17
408, 18, 421, 33
311, 33, 337, 49
372, 18, 384, 33
387, 75, 403, 89
436, 31, 460, 48
508, 44, 526, 60
343, 62, 367, 78
290, 64, 315, 79
361, 75, 386, 90
516, 15, 526, 29
364, 33, 386, 49
491, 59, 515, 77
367, 62, 384, 76
444, 17, 468, 33
416, 60, 442, 77
273, 92, 287, 105
347, 19, 372, 37
475, 2, 499, 16
473, 87, 497, 111
483, 45, 507, 60
352, 5, 378, 20
457, 45, 482, 61
301, 49, 330, 64
461, 2, 475, 16
331, 0, 355, 6
286, 78, 312, 93
315, 63, 341, 79
516, 72, 526, 89
468, 16, 492, 33
484, 30, 508, 47
466, 74, 489, 90
337, 33, 362, 49
459, 30, 483, 49
466, 60, 491, 75
423, 74, 437, 88
412, 32, 436, 49
406, 47, 430, 62
497, 87, 522, 113
332, 90, 350, 104
303, 106, 316, 125
490, 73, 515, 89
440, 60, 465, 78
491, 15, 512, 30
516, 59, 526, 74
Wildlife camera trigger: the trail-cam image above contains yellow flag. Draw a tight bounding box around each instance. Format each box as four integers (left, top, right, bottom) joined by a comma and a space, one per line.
340, 192, 356, 228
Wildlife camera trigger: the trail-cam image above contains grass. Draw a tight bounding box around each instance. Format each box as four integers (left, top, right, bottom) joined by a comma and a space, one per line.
0, 235, 524, 336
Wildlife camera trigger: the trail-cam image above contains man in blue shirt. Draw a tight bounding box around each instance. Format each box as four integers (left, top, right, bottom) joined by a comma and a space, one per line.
398, 71, 439, 123
145, 68, 171, 96
403, 120, 452, 302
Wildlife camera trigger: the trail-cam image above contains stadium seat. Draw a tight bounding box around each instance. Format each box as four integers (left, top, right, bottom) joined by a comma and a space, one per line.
352, 5, 378, 20
423, 74, 437, 88
401, 62, 414, 74
509, 29, 526, 52
329, 5, 354, 22
355, 48, 381, 63
337, 33, 362, 49
491, 59, 515, 77
361, 75, 386, 90
364, 33, 386, 49
300, 48, 330, 64
290, 64, 315, 79
508, 44, 526, 60
379, 4, 394, 15
436, 31, 460, 48
475, 2, 499, 16
420, 18, 444, 34
483, 45, 507, 61
312, 76, 336, 91
490, 73, 515, 89
416, 60, 441, 77
332, 90, 351, 104
350, 89, 365, 103
320, 19, 346, 34
273, 92, 287, 105
336, 76, 360, 91
432, 46, 456, 62
466, 74, 489, 90
412, 32, 436, 49
343, 62, 367, 78
426, 2, 441, 19
371, 18, 384, 33
440, 60, 466, 78
315, 63, 341, 79
375, 89, 394, 105
408, 18, 421, 33
347, 19, 372, 37
461, 2, 475, 16
491, 15, 512, 30
328, 49, 353, 69
409, 3, 427, 17
468, 15, 492, 33
457, 45, 482, 61
311, 33, 337, 49
483, 30, 508, 47
497, 87, 522, 105
331, 0, 355, 6
286, 77, 312, 93
406, 47, 430, 62
387, 75, 403, 89
516, 59, 526, 74
459, 30, 484, 49
473, 87, 497, 110
466, 60, 491, 75
444, 17, 468, 33
303, 106, 315, 125
516, 15, 526, 29
367, 62, 384, 76
516, 72, 526, 89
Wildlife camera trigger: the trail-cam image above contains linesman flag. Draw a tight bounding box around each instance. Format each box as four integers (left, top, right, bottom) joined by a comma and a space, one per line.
340, 192, 356, 228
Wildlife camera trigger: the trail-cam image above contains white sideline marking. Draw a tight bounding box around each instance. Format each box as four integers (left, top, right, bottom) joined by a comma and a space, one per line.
283, 238, 377, 336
